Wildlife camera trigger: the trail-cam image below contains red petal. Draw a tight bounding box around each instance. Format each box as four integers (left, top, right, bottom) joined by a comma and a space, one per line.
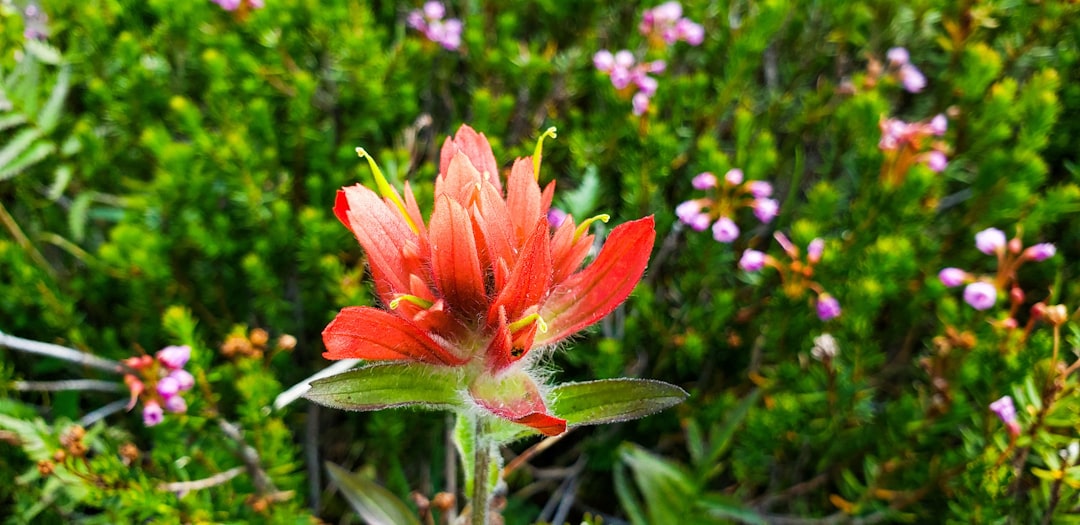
549, 215, 593, 285
430, 195, 488, 315
450, 124, 502, 192
538, 216, 655, 345
322, 306, 465, 365
483, 307, 515, 372
505, 158, 542, 245
489, 217, 552, 323
513, 413, 567, 437
337, 185, 417, 295
437, 151, 484, 207
470, 370, 567, 436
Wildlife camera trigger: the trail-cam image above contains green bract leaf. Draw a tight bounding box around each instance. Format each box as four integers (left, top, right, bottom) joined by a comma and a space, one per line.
325, 462, 421, 525
550, 378, 688, 427
303, 363, 463, 412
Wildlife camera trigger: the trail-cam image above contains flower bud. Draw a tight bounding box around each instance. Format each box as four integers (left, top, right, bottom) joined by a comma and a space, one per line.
156, 345, 191, 370
723, 169, 744, 186
816, 294, 842, 321
974, 228, 1006, 256
1046, 304, 1069, 326
963, 282, 997, 311
712, 216, 740, 243
692, 172, 717, 190
938, 267, 967, 287
1022, 243, 1056, 262
739, 250, 767, 272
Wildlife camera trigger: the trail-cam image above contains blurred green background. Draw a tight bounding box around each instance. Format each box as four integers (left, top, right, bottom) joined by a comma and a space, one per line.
2, 0, 1079, 523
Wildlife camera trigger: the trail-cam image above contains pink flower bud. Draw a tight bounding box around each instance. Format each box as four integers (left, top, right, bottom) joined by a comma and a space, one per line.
632, 92, 651, 115
692, 172, 717, 190
938, 268, 967, 287
747, 180, 773, 198
157, 376, 180, 398
989, 395, 1020, 437
974, 228, 1006, 255
963, 281, 997, 311
168, 369, 195, 391
593, 50, 615, 72
712, 216, 740, 243
724, 169, 744, 186
676, 200, 702, 223
636, 75, 659, 96
547, 208, 568, 229
675, 19, 704, 46
886, 47, 910, 66
156, 345, 191, 370
929, 114, 947, 136
1022, 243, 1056, 262
423, 1, 445, 20
816, 294, 842, 321
899, 64, 926, 93
614, 50, 635, 69
164, 395, 188, 414
143, 401, 164, 427
806, 238, 824, 264
925, 151, 948, 172
739, 249, 766, 272
753, 198, 779, 224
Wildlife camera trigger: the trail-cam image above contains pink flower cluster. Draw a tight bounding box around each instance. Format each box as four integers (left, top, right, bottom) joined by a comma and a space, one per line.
879, 113, 949, 173
639, 2, 704, 46
676, 169, 778, 243
741, 233, 840, 321
211, 0, 264, 11
939, 227, 1055, 313
886, 47, 926, 93
593, 51, 666, 115
593, 2, 703, 115
407, 2, 462, 51
123, 345, 195, 427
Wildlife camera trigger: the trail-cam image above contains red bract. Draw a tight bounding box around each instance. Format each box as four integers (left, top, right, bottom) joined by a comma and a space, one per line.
324, 125, 655, 436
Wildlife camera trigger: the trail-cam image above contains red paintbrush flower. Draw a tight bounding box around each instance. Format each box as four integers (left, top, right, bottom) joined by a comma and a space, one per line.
322, 125, 655, 436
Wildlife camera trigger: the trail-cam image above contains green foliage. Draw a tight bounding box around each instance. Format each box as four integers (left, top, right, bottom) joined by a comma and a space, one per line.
1, 0, 1079, 523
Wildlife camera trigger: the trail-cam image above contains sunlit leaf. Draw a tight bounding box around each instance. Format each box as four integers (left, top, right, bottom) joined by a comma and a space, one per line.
550, 378, 687, 427
303, 363, 463, 412
325, 462, 421, 525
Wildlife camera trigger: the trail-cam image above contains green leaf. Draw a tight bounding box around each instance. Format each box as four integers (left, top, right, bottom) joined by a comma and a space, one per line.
0, 127, 43, 180
68, 192, 93, 242
24, 40, 63, 65
697, 494, 768, 525
560, 164, 601, 218
0, 140, 55, 181
37, 66, 70, 133
0, 113, 27, 132
620, 443, 698, 524
47, 165, 72, 200
303, 363, 464, 412
706, 389, 762, 466
550, 378, 688, 427
325, 462, 421, 525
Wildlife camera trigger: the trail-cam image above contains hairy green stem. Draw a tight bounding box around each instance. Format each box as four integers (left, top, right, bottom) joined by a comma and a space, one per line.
471, 418, 491, 525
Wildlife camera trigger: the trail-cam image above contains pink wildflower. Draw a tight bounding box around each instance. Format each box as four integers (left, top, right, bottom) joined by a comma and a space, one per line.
963, 281, 997, 311
724, 169, 744, 186
739, 250, 766, 272
816, 294, 842, 321
692, 172, 718, 190
938, 268, 968, 287
143, 401, 164, 427
712, 216, 740, 243
975, 228, 1007, 255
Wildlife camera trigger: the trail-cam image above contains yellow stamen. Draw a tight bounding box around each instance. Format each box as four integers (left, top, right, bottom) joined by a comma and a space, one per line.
356, 147, 419, 234
509, 313, 548, 334
389, 294, 434, 310
573, 214, 610, 242
532, 127, 558, 181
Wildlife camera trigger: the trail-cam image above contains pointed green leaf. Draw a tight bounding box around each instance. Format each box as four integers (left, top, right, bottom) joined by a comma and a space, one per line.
303, 363, 463, 412
37, 66, 70, 133
0, 113, 27, 132
0, 127, 43, 179
68, 192, 92, 242
550, 378, 687, 427
697, 494, 767, 525
620, 443, 698, 524
0, 140, 55, 181
24, 40, 62, 65
325, 462, 421, 525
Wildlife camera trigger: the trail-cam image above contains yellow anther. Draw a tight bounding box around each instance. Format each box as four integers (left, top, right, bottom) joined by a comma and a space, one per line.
356, 147, 419, 234
573, 214, 610, 242
532, 127, 558, 181
389, 294, 434, 310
